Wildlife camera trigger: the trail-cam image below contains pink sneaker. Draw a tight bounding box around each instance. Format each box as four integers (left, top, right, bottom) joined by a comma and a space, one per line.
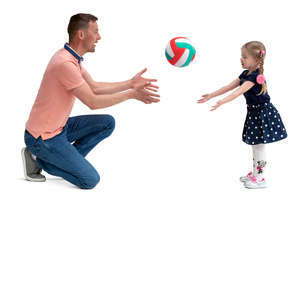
244, 176, 267, 189
240, 171, 253, 183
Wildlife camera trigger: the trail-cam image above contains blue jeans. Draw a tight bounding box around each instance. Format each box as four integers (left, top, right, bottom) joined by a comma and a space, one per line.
24, 114, 115, 189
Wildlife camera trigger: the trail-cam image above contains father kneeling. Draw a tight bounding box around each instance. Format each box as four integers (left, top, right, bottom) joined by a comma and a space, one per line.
22, 13, 160, 189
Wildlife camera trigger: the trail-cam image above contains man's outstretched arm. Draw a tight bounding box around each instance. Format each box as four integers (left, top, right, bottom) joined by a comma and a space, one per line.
82, 68, 158, 95
71, 80, 160, 110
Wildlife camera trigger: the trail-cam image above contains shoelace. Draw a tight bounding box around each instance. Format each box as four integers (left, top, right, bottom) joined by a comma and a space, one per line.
250, 176, 265, 183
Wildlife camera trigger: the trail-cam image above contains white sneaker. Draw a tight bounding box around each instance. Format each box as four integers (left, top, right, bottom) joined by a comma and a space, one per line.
244, 176, 267, 189
240, 171, 253, 183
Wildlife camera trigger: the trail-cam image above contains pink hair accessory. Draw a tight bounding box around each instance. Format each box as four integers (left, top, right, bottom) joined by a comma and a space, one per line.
256, 74, 265, 84
260, 50, 265, 56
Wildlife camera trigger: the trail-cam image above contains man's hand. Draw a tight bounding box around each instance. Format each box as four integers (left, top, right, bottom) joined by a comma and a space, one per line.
132, 88, 160, 104
131, 68, 159, 91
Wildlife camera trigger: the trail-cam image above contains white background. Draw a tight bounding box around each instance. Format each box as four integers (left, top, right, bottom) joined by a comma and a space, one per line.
1, 0, 300, 299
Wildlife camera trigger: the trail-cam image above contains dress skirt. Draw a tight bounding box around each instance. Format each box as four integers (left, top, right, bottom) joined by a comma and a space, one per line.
242, 102, 287, 145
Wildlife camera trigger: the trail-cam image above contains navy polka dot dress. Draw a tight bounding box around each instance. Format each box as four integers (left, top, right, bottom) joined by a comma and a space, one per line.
239, 69, 287, 145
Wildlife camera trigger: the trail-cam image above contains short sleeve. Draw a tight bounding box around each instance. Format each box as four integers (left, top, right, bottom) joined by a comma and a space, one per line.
239, 70, 247, 80
244, 71, 258, 84
80, 65, 87, 75
56, 61, 85, 90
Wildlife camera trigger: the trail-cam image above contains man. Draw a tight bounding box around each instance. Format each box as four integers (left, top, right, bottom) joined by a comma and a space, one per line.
22, 13, 160, 189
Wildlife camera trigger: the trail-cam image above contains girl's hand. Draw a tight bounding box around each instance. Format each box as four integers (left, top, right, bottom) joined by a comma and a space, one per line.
210, 100, 224, 111
197, 94, 213, 103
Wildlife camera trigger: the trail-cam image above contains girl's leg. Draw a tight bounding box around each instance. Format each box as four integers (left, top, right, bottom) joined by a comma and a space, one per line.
252, 144, 267, 179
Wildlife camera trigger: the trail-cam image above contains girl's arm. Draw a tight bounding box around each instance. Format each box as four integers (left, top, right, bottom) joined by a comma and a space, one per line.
210, 81, 254, 111
197, 78, 240, 103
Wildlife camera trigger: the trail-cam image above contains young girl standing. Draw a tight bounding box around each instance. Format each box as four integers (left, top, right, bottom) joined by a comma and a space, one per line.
197, 41, 287, 189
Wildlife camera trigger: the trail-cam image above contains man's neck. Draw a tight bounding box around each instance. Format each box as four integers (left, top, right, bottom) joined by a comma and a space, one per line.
68, 42, 86, 56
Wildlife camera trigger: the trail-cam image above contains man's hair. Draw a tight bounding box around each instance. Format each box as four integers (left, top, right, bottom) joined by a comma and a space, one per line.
67, 13, 98, 42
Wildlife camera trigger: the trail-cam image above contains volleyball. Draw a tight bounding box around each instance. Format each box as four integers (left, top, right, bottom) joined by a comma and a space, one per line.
165, 37, 196, 67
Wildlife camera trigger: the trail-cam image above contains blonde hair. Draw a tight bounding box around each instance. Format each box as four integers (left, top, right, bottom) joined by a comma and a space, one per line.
242, 41, 267, 95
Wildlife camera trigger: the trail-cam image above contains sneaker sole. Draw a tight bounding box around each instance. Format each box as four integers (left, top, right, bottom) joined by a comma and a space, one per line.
21, 148, 46, 182
240, 178, 251, 183
244, 184, 267, 189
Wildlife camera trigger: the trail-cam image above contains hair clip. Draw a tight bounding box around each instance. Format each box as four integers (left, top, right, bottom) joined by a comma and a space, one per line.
256, 74, 265, 84
260, 50, 265, 56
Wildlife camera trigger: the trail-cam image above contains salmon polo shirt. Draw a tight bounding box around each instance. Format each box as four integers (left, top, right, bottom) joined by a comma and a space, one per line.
26, 44, 87, 140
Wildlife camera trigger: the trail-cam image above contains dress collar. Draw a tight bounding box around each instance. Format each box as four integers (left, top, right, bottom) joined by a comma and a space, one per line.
64, 43, 84, 63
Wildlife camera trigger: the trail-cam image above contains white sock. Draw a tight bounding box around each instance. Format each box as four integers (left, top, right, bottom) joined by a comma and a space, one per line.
252, 144, 267, 180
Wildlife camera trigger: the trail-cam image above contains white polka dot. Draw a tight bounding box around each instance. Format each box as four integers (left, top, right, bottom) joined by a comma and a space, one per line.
265, 124, 268, 127
272, 138, 275, 141
275, 132, 277, 134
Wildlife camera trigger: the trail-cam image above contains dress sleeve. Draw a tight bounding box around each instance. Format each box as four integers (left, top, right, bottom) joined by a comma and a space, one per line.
244, 71, 258, 84
55, 61, 85, 90
238, 70, 247, 79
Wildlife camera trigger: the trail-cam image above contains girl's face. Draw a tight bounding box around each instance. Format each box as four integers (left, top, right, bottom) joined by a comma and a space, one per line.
240, 47, 258, 70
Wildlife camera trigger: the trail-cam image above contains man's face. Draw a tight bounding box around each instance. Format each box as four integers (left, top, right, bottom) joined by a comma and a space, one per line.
83, 21, 101, 52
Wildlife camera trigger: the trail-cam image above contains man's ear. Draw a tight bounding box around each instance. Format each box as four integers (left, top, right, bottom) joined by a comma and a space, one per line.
78, 30, 85, 41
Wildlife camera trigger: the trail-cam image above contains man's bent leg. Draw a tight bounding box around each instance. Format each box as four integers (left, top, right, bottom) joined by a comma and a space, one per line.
33, 129, 100, 189
66, 114, 115, 157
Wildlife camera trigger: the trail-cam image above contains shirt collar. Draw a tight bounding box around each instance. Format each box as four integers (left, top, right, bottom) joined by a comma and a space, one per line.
64, 43, 84, 63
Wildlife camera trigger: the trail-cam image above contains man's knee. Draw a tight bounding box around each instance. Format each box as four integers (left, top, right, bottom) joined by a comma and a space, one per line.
80, 170, 100, 190
106, 114, 115, 133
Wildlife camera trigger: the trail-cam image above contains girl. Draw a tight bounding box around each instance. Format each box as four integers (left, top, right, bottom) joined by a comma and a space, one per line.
197, 41, 287, 189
